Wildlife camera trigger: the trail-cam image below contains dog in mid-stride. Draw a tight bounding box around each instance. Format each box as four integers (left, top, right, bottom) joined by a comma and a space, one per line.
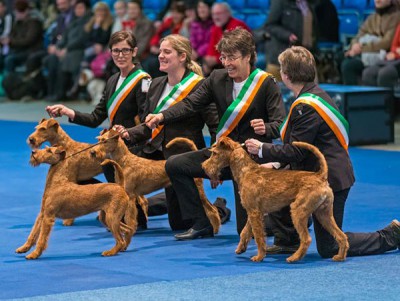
27, 118, 103, 226
16, 146, 136, 259
202, 137, 349, 263
92, 129, 221, 234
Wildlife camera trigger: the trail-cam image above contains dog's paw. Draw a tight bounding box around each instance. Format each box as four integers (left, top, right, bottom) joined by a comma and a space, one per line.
62, 219, 74, 226
286, 255, 300, 263
332, 254, 346, 262
235, 246, 246, 254
25, 252, 40, 260
15, 245, 30, 253
250, 254, 265, 262
101, 249, 118, 256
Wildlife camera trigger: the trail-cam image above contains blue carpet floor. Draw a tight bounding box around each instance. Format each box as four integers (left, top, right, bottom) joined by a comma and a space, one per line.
0, 120, 399, 300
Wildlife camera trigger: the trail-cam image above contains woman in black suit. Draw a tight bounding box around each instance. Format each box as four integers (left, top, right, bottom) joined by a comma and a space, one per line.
145, 28, 286, 240
114, 34, 224, 230
245, 46, 400, 257
46, 30, 166, 228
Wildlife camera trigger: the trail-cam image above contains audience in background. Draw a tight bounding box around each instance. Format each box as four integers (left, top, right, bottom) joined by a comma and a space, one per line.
43, 0, 75, 101
202, 2, 250, 76
179, 0, 197, 38
362, 21, 400, 88
189, 0, 214, 65
3, 0, 44, 75
341, 0, 400, 85
37, 0, 59, 30
111, 0, 127, 34
82, 1, 113, 65
123, 0, 154, 61
143, 1, 186, 78
68, 1, 113, 99
0, 0, 12, 71
262, 0, 318, 81
44, 0, 92, 102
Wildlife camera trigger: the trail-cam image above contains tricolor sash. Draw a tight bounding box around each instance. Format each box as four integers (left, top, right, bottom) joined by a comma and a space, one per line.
279, 92, 349, 150
107, 69, 150, 124
150, 72, 203, 141
215, 68, 271, 142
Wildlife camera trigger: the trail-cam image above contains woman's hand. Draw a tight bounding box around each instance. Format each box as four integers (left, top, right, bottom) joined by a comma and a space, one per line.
145, 113, 164, 129
245, 138, 262, 155
250, 119, 266, 135
45, 104, 75, 120
112, 125, 130, 140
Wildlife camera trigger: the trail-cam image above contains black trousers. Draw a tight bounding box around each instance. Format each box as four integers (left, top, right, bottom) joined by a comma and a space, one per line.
268, 188, 398, 258
102, 149, 168, 227
165, 148, 247, 234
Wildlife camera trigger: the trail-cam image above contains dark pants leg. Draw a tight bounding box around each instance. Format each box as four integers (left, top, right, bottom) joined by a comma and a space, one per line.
341, 57, 364, 85
269, 188, 398, 258
165, 186, 192, 230
44, 54, 59, 97
165, 148, 244, 232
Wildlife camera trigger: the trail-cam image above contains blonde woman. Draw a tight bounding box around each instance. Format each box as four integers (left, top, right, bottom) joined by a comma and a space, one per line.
114, 34, 229, 231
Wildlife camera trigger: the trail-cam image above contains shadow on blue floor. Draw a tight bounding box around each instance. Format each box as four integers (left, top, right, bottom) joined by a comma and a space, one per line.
0, 120, 399, 300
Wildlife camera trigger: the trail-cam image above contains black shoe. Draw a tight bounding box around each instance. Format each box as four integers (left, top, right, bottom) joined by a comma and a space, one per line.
174, 226, 214, 240
388, 219, 400, 248
266, 244, 299, 254
213, 197, 231, 224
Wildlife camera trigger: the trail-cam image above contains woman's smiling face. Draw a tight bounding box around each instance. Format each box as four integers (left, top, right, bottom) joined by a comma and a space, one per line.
158, 40, 186, 74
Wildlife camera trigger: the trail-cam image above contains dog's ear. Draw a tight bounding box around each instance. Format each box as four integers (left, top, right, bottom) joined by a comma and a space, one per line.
108, 128, 120, 139
39, 118, 47, 124
46, 118, 59, 130
54, 147, 66, 158
218, 137, 236, 149
59, 150, 66, 160
99, 128, 108, 136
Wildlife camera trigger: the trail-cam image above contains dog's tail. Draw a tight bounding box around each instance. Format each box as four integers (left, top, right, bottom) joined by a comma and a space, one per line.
292, 141, 328, 180
165, 137, 198, 153
101, 159, 125, 187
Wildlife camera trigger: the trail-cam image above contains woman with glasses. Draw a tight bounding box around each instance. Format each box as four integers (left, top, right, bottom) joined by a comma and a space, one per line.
112, 34, 230, 231
45, 30, 163, 229
145, 28, 286, 240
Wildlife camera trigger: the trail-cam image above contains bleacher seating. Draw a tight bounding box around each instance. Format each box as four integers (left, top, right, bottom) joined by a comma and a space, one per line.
245, 12, 267, 30
142, 0, 168, 11
245, 0, 270, 12
338, 11, 360, 45
331, 0, 343, 10
342, 0, 368, 12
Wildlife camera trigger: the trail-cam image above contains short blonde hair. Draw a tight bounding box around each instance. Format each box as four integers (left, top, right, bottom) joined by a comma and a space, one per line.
278, 46, 316, 84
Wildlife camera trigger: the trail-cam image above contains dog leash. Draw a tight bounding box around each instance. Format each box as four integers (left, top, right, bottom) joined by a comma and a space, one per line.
63, 134, 120, 160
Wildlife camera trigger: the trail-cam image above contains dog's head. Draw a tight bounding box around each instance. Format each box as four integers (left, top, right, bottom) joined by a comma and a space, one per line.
93, 128, 120, 157
202, 137, 240, 180
27, 118, 61, 149
29, 145, 66, 167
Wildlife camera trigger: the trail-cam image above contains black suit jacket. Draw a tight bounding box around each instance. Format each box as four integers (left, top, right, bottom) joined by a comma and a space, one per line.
126, 69, 219, 154
261, 82, 355, 192
72, 65, 148, 128
162, 68, 286, 144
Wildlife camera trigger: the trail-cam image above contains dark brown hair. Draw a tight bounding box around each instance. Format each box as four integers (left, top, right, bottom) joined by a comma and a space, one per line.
216, 28, 256, 67
108, 30, 138, 49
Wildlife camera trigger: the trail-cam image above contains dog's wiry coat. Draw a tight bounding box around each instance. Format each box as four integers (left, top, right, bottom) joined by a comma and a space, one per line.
93, 129, 221, 233
27, 118, 103, 226
16, 147, 137, 259
202, 137, 349, 263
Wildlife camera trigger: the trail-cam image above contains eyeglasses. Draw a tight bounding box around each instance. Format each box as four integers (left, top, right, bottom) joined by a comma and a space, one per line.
219, 55, 242, 63
111, 48, 133, 56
